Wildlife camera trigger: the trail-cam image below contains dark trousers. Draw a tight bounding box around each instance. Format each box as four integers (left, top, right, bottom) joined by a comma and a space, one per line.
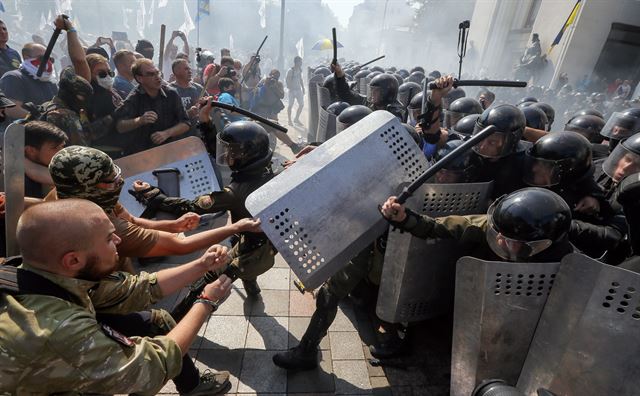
96, 311, 199, 393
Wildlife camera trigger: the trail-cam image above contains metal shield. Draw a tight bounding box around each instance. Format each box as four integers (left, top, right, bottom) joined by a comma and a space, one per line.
376, 182, 493, 324
3, 123, 25, 256
450, 257, 560, 396
517, 253, 640, 396
307, 74, 323, 142
245, 111, 429, 289
115, 137, 222, 217
359, 77, 368, 96
315, 106, 337, 143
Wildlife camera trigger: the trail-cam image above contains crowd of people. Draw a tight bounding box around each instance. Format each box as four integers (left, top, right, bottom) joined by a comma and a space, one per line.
1, 12, 640, 395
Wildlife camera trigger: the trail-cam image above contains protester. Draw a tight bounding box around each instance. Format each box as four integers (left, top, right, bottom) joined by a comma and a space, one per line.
168, 58, 202, 136
112, 49, 137, 99
0, 20, 21, 78
286, 56, 305, 126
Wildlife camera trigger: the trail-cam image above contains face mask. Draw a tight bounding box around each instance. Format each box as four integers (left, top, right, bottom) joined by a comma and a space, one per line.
97, 75, 114, 90
21, 58, 53, 81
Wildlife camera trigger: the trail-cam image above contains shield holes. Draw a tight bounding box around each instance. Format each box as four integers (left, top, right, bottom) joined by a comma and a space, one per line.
537, 292, 543, 296
606, 295, 614, 301
269, 218, 275, 223
603, 302, 611, 308
275, 226, 280, 230
617, 308, 626, 314
517, 279, 523, 284
507, 274, 512, 278
624, 294, 632, 300
275, 215, 280, 220
285, 208, 289, 212
621, 301, 629, 307
515, 292, 521, 296
609, 289, 617, 294
518, 274, 524, 278
612, 281, 620, 287
280, 211, 285, 216
633, 313, 640, 320
550, 274, 556, 278
279, 232, 285, 236
516, 286, 522, 290
505, 291, 511, 295
279, 222, 284, 226
506, 285, 511, 290
628, 287, 636, 293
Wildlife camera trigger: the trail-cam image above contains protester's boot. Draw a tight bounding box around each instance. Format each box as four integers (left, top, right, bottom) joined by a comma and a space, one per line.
369, 323, 408, 359
273, 286, 339, 370
242, 279, 261, 296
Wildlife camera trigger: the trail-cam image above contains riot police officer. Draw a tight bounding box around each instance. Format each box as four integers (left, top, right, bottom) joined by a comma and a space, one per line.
336, 105, 372, 132
131, 121, 276, 295
443, 97, 483, 130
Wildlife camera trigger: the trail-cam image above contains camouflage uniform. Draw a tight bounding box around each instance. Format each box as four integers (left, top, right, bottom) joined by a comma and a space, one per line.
40, 68, 111, 146
0, 264, 182, 395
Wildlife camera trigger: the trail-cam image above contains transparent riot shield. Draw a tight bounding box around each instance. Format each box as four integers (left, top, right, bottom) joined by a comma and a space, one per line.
450, 257, 560, 396
376, 182, 493, 324
307, 74, 323, 143
315, 105, 337, 143
245, 111, 429, 289
115, 137, 222, 217
3, 123, 25, 256
517, 253, 640, 396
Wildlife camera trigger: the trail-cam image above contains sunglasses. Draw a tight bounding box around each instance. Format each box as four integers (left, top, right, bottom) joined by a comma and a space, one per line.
141, 70, 161, 78
97, 70, 115, 78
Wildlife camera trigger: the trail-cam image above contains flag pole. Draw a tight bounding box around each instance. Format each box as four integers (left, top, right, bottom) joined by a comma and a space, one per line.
196, 0, 200, 47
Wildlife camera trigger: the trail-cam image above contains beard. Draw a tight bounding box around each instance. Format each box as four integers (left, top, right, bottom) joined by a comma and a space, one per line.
76, 252, 119, 282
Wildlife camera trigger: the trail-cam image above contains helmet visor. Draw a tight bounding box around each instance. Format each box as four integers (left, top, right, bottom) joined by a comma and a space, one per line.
602, 142, 640, 183
443, 109, 467, 129
486, 199, 553, 261
216, 134, 238, 166
367, 86, 382, 106
522, 152, 566, 187
472, 131, 512, 159
600, 112, 640, 140
397, 90, 411, 108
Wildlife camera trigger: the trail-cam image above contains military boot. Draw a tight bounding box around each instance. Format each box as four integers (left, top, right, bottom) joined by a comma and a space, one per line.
273, 286, 339, 370
369, 325, 408, 359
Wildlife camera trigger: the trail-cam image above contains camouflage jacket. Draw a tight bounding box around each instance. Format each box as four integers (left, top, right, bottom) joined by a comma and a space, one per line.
0, 264, 182, 396
41, 97, 112, 147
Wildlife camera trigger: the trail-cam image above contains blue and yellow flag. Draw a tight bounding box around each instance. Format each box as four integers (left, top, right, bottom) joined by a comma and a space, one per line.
549, 0, 581, 53
198, 0, 210, 16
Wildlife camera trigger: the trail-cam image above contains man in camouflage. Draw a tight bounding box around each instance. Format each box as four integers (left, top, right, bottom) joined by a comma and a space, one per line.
47, 146, 262, 273
38, 67, 112, 146
0, 199, 233, 394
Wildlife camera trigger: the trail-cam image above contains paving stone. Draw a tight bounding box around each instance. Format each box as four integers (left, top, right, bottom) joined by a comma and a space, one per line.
370, 376, 392, 396
159, 380, 177, 394
330, 332, 365, 360
289, 288, 317, 317
333, 360, 373, 395
201, 316, 249, 350
256, 267, 291, 290
245, 316, 289, 350
273, 253, 290, 268
329, 305, 359, 332
238, 350, 287, 393
287, 349, 335, 393
213, 287, 255, 316
288, 316, 330, 350
194, 349, 243, 394
249, 289, 290, 316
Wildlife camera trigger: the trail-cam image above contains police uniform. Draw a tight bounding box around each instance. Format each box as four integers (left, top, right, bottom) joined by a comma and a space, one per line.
0, 265, 182, 395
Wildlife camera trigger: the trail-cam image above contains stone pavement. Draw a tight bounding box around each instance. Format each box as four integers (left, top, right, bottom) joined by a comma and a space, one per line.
146, 90, 452, 395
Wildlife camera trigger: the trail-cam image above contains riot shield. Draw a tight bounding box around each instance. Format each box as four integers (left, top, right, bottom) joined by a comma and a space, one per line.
517, 253, 640, 395
115, 137, 222, 217
315, 105, 337, 143
316, 85, 331, 112
376, 182, 493, 324
450, 257, 560, 396
307, 74, 323, 142
3, 123, 25, 256
245, 111, 429, 289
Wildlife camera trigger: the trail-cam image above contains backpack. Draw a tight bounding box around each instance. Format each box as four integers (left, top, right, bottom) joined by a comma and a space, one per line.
0, 256, 75, 302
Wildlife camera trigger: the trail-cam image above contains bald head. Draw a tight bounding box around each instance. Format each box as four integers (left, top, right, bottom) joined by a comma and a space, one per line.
22, 43, 46, 60
16, 199, 108, 267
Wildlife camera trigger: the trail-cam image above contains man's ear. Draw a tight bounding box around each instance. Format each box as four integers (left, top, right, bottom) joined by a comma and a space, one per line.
24, 145, 38, 161
61, 250, 86, 274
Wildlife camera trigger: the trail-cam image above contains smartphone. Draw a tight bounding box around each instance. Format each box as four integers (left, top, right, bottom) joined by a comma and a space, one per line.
112, 31, 128, 41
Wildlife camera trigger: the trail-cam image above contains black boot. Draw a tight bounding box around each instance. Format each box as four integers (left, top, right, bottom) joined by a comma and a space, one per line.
273, 286, 339, 370
242, 279, 261, 296
369, 325, 408, 359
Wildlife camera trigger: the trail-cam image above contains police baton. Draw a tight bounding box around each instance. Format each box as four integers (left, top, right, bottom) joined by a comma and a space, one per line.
427, 79, 527, 90
37, 15, 68, 77
331, 27, 338, 66
210, 101, 288, 132
395, 125, 497, 204
354, 55, 385, 71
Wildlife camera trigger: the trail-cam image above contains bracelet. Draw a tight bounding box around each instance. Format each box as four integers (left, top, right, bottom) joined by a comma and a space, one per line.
67, 27, 77, 33
195, 294, 219, 312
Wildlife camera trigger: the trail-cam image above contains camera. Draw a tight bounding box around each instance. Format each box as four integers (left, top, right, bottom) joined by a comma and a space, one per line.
459, 20, 470, 29
226, 66, 237, 78
195, 47, 202, 63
